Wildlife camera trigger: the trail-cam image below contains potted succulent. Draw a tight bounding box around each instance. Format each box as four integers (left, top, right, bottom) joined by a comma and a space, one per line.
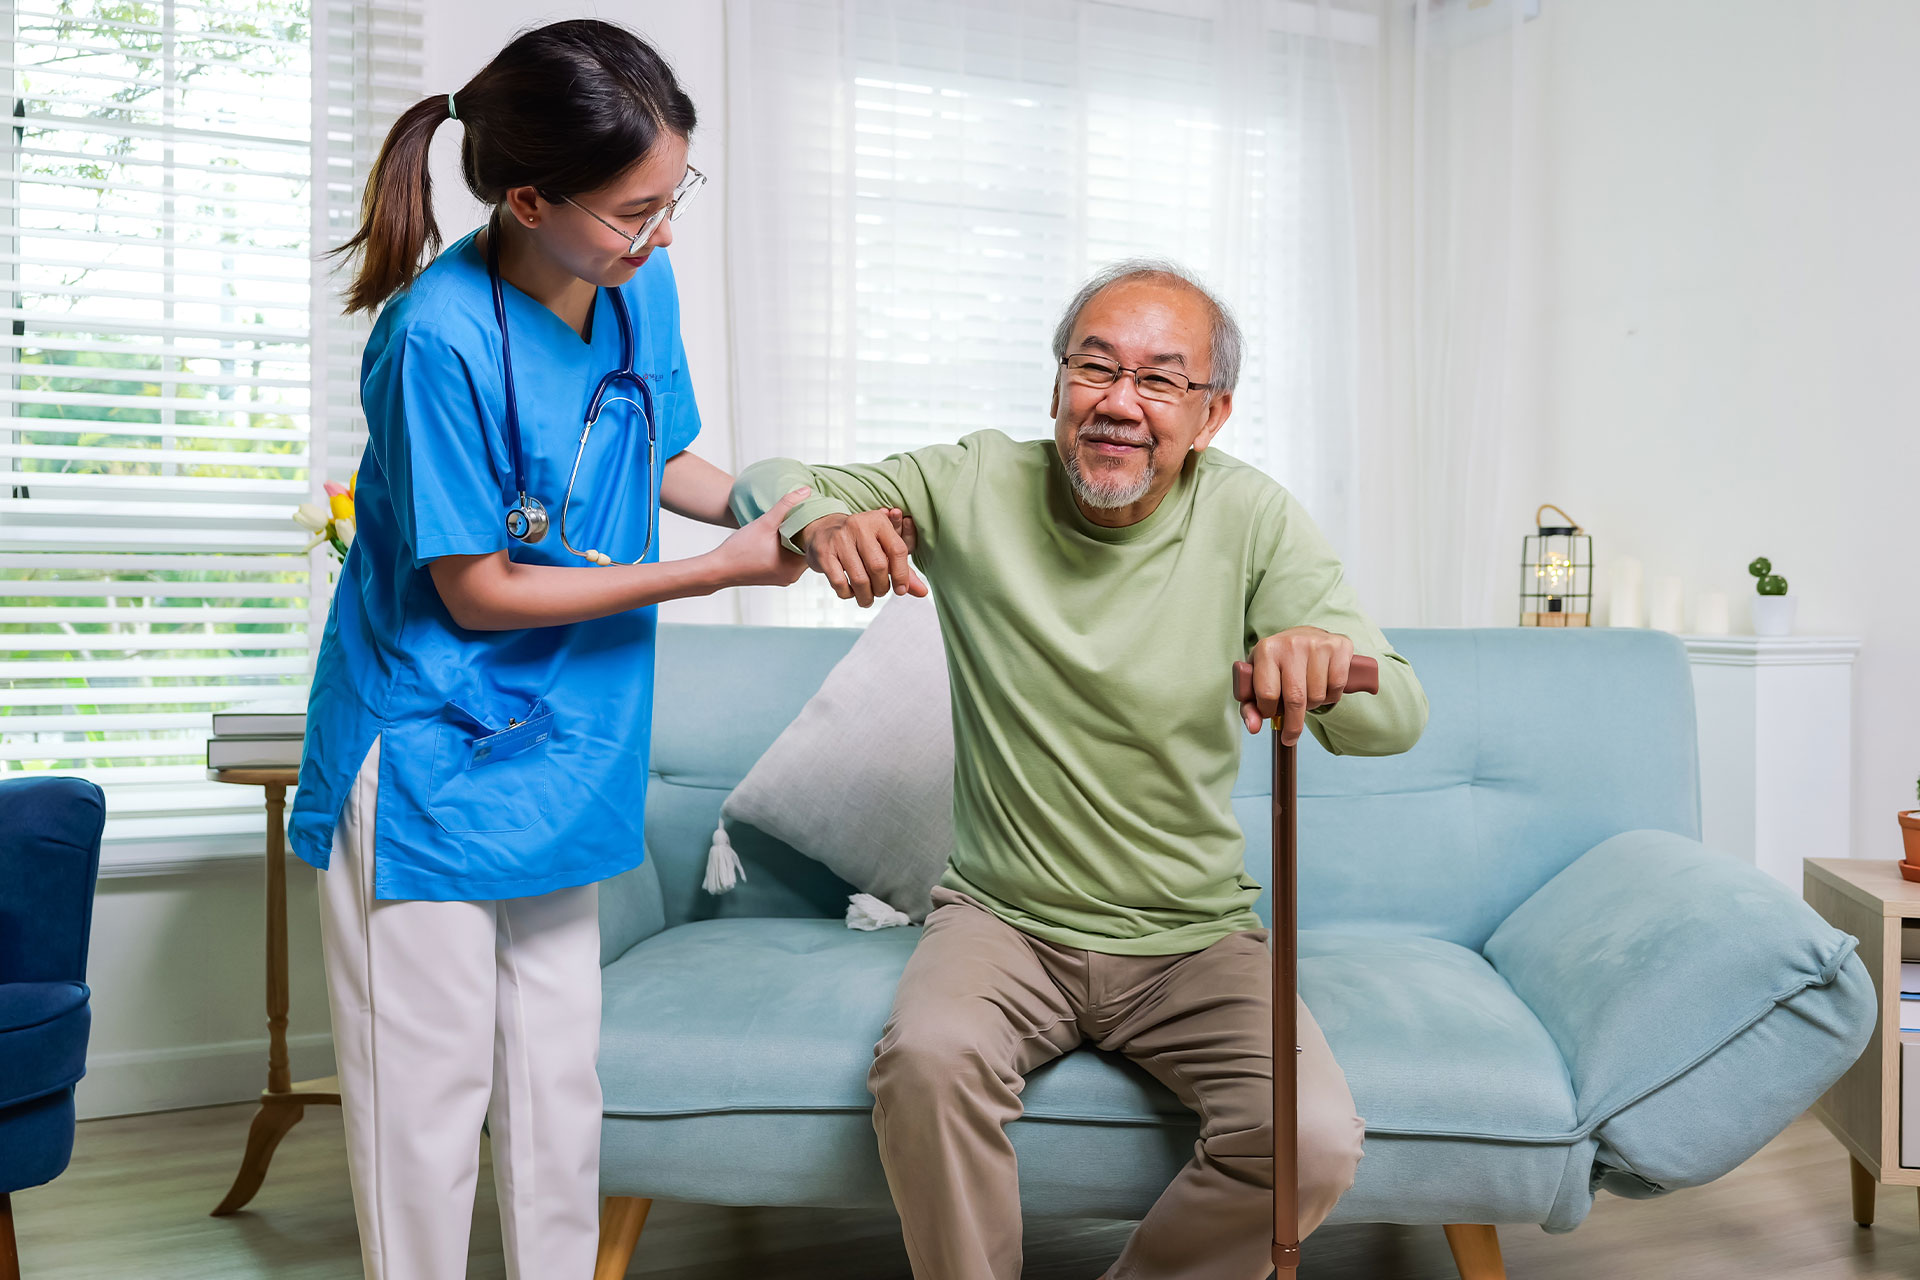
1749, 556, 1796, 636
1903, 776, 1920, 881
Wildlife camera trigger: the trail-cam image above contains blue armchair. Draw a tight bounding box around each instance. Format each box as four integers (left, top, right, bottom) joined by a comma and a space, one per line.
0, 777, 104, 1280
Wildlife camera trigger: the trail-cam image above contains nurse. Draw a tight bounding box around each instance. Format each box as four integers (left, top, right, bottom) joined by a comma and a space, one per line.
286, 20, 818, 1279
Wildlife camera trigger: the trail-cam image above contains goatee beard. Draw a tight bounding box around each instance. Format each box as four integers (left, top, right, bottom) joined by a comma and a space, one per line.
1063, 424, 1156, 510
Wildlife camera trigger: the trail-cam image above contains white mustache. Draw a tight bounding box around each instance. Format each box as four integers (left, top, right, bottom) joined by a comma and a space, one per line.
1078, 418, 1151, 447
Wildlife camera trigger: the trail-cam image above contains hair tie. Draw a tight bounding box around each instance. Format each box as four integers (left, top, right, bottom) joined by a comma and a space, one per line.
447, 92, 458, 120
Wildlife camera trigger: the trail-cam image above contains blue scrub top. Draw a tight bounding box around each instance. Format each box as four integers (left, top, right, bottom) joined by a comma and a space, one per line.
288, 230, 699, 901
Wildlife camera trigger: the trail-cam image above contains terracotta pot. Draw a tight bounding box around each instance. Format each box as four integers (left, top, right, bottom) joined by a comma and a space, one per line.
1902, 812, 1920, 882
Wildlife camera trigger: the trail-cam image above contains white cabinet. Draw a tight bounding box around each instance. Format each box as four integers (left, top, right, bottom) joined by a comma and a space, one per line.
1684, 636, 1861, 888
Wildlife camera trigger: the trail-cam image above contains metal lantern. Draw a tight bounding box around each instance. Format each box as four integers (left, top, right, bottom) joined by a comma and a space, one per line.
1519, 504, 1592, 627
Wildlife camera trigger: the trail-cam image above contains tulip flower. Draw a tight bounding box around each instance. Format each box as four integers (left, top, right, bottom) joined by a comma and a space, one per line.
298, 477, 360, 563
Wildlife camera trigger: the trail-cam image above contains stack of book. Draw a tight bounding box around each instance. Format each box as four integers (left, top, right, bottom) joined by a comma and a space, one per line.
206, 708, 308, 772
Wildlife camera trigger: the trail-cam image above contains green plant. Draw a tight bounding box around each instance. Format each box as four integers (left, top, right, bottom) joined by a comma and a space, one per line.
1749, 557, 1789, 596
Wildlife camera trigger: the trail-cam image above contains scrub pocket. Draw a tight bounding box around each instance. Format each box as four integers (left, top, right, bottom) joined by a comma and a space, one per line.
427, 697, 555, 834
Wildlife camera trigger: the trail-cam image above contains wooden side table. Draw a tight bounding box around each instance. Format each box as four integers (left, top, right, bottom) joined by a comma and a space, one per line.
207, 766, 340, 1216
1805, 857, 1920, 1226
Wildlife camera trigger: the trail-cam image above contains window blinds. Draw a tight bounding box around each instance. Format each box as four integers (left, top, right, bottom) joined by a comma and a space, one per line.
729, 0, 1376, 628
0, 0, 417, 859
314, 0, 419, 487
847, 0, 1369, 482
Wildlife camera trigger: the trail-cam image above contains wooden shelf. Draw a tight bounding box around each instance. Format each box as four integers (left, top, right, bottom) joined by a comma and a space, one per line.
1805, 859, 1920, 1192
1807, 857, 1920, 917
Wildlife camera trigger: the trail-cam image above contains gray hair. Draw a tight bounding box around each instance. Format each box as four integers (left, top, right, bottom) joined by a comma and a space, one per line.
1050, 258, 1243, 395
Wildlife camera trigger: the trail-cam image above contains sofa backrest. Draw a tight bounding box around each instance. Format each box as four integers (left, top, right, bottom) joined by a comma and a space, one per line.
643, 624, 870, 932
1251, 627, 1700, 950
642, 624, 1701, 951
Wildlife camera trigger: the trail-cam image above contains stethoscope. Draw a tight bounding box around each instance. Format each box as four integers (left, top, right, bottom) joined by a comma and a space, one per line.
487, 213, 659, 567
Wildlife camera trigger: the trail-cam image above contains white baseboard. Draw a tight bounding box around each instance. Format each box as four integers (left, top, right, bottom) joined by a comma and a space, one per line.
75, 1033, 337, 1121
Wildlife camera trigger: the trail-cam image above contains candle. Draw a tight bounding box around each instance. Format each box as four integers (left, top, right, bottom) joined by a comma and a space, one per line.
1694, 591, 1730, 636
1648, 575, 1685, 633
1607, 557, 1644, 628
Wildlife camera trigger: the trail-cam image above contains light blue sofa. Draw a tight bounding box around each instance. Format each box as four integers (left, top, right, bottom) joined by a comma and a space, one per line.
592, 624, 1875, 1277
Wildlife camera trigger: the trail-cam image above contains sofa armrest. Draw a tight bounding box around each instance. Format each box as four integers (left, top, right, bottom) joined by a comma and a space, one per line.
598, 850, 669, 968
1484, 829, 1875, 1192
0, 776, 106, 985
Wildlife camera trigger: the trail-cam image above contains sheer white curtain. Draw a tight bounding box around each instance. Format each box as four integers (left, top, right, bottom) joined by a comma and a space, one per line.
724, 0, 1542, 628
1357, 0, 1547, 627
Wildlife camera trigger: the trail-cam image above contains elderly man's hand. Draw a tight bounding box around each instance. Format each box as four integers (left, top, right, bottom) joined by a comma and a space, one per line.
797, 509, 930, 607
1242, 626, 1354, 744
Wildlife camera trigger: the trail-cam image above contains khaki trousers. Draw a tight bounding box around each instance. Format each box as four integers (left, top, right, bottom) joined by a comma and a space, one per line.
868, 887, 1364, 1280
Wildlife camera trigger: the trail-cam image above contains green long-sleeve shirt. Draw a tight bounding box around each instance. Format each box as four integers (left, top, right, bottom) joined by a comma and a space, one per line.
731, 430, 1427, 955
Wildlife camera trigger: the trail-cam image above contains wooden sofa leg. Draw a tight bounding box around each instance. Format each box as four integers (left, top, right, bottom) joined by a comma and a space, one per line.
1442, 1224, 1506, 1280
1851, 1154, 1876, 1226
594, 1196, 653, 1280
2, 1191, 20, 1280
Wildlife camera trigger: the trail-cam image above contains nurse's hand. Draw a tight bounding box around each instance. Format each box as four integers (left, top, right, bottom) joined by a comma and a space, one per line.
713, 487, 811, 588
798, 508, 928, 608
431, 486, 813, 628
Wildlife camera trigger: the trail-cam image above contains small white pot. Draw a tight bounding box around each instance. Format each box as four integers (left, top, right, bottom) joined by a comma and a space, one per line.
1753, 593, 1797, 637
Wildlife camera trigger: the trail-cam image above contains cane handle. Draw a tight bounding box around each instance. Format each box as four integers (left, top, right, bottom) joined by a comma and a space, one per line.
1233, 653, 1380, 708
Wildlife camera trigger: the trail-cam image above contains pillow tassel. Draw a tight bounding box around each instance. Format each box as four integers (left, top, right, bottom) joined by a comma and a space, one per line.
847, 892, 910, 931
703, 820, 745, 894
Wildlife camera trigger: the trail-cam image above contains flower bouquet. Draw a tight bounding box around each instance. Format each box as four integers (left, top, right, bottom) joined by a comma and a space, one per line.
296, 473, 358, 561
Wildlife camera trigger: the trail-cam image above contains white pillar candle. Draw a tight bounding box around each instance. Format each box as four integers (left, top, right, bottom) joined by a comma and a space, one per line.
1694, 591, 1731, 636
1648, 575, 1685, 633
1607, 557, 1645, 628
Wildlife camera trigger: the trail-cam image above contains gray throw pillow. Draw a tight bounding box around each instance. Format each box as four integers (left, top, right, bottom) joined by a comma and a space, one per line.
706, 593, 954, 923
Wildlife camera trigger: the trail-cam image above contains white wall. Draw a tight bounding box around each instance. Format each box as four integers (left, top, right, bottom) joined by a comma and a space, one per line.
77, 862, 334, 1119
1536, 0, 1920, 860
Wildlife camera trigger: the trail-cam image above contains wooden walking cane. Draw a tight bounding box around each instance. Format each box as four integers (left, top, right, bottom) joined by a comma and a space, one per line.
1233, 653, 1380, 1280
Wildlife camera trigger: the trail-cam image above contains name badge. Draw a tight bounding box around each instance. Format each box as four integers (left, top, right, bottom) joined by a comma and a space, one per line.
467, 707, 554, 771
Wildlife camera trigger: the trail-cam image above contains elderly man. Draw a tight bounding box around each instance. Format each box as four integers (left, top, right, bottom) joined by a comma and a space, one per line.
730, 260, 1428, 1280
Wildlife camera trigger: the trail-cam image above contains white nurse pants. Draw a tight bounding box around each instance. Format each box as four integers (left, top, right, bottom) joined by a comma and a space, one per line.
318, 735, 604, 1280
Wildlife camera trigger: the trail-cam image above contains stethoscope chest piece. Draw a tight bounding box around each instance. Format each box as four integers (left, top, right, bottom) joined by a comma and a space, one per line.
506, 492, 550, 544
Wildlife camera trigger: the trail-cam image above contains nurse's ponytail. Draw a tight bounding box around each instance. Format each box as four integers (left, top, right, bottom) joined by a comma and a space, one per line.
328, 19, 697, 315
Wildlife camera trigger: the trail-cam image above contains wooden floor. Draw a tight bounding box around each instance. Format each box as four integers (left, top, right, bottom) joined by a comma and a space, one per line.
11, 1103, 1920, 1278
